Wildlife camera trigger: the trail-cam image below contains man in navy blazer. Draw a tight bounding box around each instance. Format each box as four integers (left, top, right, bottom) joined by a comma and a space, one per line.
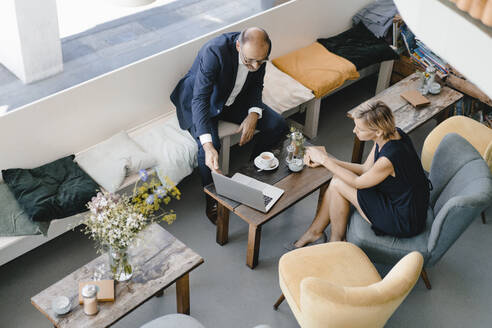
171, 27, 288, 224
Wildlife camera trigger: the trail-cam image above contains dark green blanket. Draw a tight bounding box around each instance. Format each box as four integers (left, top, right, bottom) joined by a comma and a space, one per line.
317, 22, 398, 70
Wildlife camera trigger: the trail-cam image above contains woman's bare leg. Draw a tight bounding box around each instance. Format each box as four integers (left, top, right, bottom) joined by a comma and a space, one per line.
329, 177, 370, 241
293, 183, 333, 247
328, 178, 351, 241
293, 177, 370, 246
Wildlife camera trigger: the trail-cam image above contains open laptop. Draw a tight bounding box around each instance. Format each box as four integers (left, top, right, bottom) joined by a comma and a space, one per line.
211, 171, 284, 213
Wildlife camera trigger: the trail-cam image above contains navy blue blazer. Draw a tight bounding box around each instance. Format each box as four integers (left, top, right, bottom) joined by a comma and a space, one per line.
170, 32, 266, 137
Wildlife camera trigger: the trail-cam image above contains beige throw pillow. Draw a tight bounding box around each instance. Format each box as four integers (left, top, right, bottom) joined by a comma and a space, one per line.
75, 131, 157, 193
262, 61, 314, 115
131, 115, 198, 186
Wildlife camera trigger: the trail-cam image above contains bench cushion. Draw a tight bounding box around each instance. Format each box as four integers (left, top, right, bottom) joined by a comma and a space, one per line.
0, 183, 50, 236
317, 22, 398, 70
132, 115, 198, 186
262, 61, 314, 114
272, 42, 359, 98
1, 155, 98, 222
75, 131, 157, 192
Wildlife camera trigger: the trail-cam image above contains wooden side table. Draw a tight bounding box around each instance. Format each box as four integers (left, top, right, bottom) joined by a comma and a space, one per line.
205, 141, 332, 269
31, 224, 203, 328
348, 73, 463, 163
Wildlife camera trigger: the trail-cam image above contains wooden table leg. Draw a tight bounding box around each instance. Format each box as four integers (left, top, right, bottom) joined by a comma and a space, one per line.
246, 225, 262, 269
216, 203, 230, 246
351, 135, 365, 164
176, 273, 190, 315
435, 106, 451, 125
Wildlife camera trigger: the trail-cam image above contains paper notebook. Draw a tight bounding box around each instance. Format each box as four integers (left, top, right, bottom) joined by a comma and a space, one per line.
78, 280, 115, 304
400, 90, 430, 108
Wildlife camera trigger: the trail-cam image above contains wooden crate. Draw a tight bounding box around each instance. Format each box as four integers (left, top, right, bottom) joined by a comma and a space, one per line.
391, 55, 420, 85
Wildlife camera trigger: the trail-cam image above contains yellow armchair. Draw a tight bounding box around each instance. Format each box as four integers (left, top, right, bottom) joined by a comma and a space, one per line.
275, 242, 423, 328
421, 115, 492, 173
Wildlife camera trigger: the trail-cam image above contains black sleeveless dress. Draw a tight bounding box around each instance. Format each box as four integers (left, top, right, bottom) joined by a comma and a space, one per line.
356, 128, 430, 237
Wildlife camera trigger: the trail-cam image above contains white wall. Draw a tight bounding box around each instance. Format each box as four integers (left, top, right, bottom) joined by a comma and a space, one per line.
0, 0, 371, 170
0, 0, 63, 83
394, 0, 492, 98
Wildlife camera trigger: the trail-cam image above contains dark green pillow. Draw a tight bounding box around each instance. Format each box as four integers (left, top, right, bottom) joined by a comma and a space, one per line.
2, 155, 99, 222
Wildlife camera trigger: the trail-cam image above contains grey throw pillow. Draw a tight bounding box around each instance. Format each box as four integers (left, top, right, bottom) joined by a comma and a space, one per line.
0, 183, 49, 236
75, 131, 157, 192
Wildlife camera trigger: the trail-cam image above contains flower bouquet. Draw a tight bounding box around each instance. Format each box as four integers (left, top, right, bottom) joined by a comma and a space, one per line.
82, 170, 180, 281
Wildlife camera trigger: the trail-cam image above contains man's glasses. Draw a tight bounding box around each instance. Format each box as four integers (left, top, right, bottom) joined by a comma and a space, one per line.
239, 47, 268, 66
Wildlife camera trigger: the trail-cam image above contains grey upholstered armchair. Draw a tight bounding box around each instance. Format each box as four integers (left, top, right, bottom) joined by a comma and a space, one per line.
346, 133, 492, 289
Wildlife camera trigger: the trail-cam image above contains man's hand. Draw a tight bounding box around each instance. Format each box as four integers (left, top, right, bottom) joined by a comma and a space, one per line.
203, 142, 220, 172
236, 112, 259, 146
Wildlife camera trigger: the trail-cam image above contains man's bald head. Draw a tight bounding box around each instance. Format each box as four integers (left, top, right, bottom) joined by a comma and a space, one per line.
236, 27, 271, 71
238, 27, 271, 56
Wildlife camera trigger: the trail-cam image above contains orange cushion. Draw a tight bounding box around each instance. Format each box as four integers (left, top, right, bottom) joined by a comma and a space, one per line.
272, 42, 359, 98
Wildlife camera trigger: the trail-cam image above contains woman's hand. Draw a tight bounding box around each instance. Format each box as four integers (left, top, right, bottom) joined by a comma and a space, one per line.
304, 146, 329, 167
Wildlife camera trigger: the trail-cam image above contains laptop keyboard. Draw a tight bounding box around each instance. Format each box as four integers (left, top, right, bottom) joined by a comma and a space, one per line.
263, 195, 273, 206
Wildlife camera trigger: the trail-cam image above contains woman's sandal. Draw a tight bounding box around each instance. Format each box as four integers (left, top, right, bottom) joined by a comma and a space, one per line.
283, 231, 328, 252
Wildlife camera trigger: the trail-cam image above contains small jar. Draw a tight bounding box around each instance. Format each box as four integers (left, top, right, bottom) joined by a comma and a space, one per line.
81, 284, 99, 316
52, 296, 71, 316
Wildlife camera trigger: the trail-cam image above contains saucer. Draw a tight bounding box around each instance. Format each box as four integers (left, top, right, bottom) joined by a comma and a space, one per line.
254, 156, 279, 170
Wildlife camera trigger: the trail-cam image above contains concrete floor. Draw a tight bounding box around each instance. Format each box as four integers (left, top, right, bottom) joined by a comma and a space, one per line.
0, 75, 491, 328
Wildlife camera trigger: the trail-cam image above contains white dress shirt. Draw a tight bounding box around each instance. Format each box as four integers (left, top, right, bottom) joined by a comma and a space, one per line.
199, 56, 263, 145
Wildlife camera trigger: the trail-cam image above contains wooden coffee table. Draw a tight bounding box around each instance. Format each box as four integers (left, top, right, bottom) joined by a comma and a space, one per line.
31, 224, 203, 328
204, 141, 333, 269
348, 73, 463, 163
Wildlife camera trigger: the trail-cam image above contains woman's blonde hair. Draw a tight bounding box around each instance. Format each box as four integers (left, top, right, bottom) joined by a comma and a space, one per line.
353, 100, 396, 139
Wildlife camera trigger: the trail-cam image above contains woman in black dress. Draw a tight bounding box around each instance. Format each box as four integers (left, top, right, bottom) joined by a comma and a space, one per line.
293, 100, 430, 247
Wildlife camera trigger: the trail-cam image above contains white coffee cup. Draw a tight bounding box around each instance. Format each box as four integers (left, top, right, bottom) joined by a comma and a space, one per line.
257, 152, 274, 168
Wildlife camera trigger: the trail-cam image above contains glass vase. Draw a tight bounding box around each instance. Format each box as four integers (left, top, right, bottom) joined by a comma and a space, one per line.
289, 131, 305, 158
108, 246, 133, 282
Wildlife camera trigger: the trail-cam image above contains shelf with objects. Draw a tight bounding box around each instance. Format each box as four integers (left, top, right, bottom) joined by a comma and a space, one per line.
392, 15, 492, 128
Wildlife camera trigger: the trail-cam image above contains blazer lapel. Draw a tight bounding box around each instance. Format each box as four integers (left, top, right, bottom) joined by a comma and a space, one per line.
224, 35, 240, 102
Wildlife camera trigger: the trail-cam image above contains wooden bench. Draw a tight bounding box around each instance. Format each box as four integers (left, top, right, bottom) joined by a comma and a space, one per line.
217, 19, 399, 174
218, 59, 394, 174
